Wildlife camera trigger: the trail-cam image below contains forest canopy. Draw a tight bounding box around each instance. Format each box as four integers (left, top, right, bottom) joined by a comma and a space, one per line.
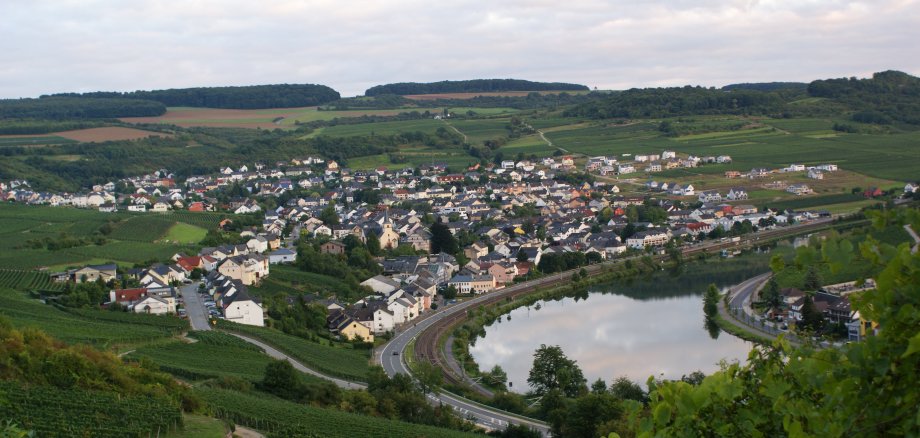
364, 79, 589, 96
0, 97, 166, 120
50, 83, 341, 109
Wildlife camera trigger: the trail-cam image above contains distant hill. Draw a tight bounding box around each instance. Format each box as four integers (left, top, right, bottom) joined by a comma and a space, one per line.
563, 86, 786, 119
51, 83, 341, 110
364, 79, 589, 96
722, 82, 808, 92
0, 96, 166, 120
807, 70, 920, 125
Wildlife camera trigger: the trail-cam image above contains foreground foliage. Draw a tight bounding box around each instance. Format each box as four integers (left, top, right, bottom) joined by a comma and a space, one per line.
627, 209, 920, 437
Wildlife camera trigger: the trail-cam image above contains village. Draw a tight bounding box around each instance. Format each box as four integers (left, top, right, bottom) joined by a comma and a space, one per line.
5, 151, 917, 344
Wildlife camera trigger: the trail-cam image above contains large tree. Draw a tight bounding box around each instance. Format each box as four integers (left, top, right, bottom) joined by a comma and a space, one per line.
527, 344, 587, 397
430, 222, 459, 255
703, 283, 720, 320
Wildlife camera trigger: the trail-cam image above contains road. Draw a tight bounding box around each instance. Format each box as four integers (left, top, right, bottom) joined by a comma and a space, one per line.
179, 281, 211, 331
228, 333, 367, 391
379, 304, 552, 435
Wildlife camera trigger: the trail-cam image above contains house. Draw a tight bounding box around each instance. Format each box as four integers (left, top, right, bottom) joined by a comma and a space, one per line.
698, 190, 722, 203
222, 289, 264, 326
786, 184, 812, 196
268, 248, 297, 264
71, 264, 117, 283
807, 169, 824, 180
725, 171, 742, 179
133, 295, 175, 315
905, 183, 919, 194
332, 314, 374, 342
625, 230, 671, 249
361, 275, 401, 295
716, 155, 732, 163
217, 255, 269, 286
246, 236, 269, 253
726, 187, 748, 201
320, 240, 346, 255
617, 164, 635, 175
448, 274, 496, 294
661, 150, 677, 159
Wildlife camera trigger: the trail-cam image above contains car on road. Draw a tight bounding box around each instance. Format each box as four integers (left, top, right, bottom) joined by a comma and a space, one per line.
392, 351, 399, 355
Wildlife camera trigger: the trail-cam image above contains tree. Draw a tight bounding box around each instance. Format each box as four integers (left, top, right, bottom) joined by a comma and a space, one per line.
591, 378, 608, 394
799, 294, 824, 332
703, 283, 719, 320
804, 266, 823, 291
527, 344, 587, 397
486, 365, 508, 388
365, 232, 382, 256
260, 359, 304, 401
769, 254, 786, 274
442, 285, 458, 300
319, 204, 339, 225
760, 277, 782, 310
415, 362, 443, 395
430, 222, 459, 255
608, 376, 647, 403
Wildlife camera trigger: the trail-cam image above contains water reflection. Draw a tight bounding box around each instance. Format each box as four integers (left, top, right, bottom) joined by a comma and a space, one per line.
470, 293, 751, 392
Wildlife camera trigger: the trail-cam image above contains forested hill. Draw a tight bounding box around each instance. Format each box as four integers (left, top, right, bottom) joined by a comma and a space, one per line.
51, 83, 341, 109
807, 70, 920, 125
722, 82, 807, 92
0, 97, 166, 120
364, 79, 589, 96
563, 87, 786, 119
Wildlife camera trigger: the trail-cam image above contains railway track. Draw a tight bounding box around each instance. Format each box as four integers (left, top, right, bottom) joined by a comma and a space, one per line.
412, 218, 845, 391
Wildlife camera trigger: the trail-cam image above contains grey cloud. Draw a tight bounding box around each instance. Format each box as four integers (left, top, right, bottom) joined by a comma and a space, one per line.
0, 0, 917, 98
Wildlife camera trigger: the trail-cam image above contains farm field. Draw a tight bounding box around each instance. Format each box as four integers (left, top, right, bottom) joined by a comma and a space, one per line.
0, 127, 171, 145
0, 205, 211, 269
121, 106, 450, 128
217, 320, 371, 382
128, 331, 321, 383
199, 387, 480, 438
161, 222, 208, 244
544, 117, 920, 181
249, 264, 354, 298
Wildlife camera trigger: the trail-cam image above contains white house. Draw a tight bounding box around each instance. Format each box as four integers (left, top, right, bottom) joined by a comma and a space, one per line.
361, 275, 401, 295
726, 187, 749, 201
222, 290, 264, 326
626, 230, 671, 249
698, 190, 722, 203
662, 150, 677, 159
617, 164, 636, 174
716, 155, 732, 163
133, 296, 175, 315
268, 248, 297, 264
786, 184, 813, 196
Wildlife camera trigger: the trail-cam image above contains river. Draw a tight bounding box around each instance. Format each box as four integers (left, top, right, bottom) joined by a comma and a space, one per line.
468, 254, 774, 392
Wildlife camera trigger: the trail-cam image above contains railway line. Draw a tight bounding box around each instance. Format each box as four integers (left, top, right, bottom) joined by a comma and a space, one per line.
412, 217, 840, 391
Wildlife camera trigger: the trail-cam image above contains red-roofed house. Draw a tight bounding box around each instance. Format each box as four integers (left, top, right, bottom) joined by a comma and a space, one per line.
109, 288, 149, 306
177, 256, 202, 272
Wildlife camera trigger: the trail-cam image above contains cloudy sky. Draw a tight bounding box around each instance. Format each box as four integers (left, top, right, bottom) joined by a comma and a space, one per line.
2, 0, 918, 98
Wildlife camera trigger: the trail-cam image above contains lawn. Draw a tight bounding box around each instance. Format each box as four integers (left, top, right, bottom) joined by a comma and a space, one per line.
161, 222, 208, 244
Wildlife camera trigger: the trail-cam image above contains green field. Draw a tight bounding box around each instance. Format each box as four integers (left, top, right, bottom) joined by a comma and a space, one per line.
198, 387, 480, 438
0, 269, 62, 291
0, 205, 210, 269
217, 320, 371, 382
249, 264, 356, 298
161, 222, 208, 244
0, 135, 77, 146
0, 288, 187, 348
543, 117, 919, 181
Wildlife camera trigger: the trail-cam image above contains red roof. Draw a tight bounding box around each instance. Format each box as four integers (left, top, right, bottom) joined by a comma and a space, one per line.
113, 288, 148, 304
177, 256, 201, 271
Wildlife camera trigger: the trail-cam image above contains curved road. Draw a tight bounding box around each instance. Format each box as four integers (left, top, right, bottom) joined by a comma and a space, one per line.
379, 303, 553, 435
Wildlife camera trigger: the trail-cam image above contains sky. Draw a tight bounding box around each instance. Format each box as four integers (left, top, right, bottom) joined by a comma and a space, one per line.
1, 0, 918, 98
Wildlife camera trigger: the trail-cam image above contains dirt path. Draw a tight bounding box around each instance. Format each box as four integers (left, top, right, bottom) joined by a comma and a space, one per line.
232, 425, 265, 438
441, 120, 467, 142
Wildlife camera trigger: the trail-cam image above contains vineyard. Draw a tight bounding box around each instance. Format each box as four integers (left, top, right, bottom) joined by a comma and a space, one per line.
0, 288, 184, 347
0, 381, 182, 438
198, 387, 479, 438
127, 332, 296, 382
0, 269, 63, 291
217, 321, 371, 382
108, 215, 176, 241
